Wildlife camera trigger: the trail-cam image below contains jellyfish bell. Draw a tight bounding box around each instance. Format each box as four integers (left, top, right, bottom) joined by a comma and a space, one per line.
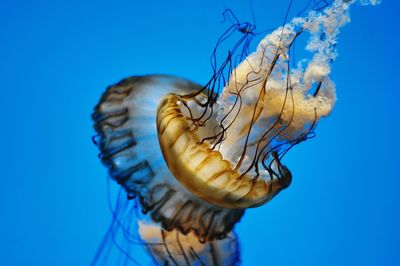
93, 75, 245, 243
157, 92, 293, 209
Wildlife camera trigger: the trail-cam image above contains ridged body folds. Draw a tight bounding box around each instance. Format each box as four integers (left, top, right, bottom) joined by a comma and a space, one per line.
157, 93, 292, 209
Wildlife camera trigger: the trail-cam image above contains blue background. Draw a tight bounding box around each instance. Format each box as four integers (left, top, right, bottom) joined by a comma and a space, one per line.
1, 0, 398, 265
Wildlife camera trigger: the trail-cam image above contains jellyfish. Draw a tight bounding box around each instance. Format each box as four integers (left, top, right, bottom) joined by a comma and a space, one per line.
92, 0, 380, 265
93, 75, 243, 265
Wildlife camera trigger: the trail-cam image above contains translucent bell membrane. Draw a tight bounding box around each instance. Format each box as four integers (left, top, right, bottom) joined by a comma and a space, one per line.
93, 76, 244, 242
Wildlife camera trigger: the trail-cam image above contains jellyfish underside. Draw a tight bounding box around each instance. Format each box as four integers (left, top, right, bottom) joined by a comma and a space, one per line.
138, 221, 240, 265
157, 92, 293, 209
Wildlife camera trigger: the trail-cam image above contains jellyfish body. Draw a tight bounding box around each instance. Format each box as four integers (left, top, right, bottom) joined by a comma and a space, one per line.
92, 0, 380, 264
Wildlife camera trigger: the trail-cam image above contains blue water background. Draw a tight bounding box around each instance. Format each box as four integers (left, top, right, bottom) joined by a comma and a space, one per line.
0, 0, 398, 265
